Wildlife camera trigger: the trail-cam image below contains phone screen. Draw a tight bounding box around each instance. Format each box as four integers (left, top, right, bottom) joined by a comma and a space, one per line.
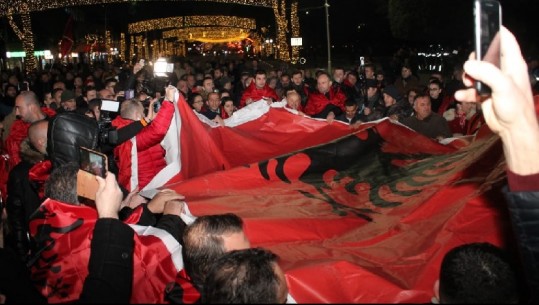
474, 0, 501, 95
79, 147, 107, 178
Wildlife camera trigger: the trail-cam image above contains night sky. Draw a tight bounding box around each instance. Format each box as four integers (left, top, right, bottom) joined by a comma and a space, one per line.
2, 0, 538, 58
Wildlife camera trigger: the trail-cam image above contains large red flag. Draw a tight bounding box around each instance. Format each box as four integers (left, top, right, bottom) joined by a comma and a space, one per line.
162, 102, 511, 303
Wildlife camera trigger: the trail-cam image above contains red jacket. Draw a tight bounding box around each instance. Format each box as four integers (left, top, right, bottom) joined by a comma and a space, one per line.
239, 82, 279, 108
5, 107, 56, 168
111, 101, 174, 191
304, 87, 346, 117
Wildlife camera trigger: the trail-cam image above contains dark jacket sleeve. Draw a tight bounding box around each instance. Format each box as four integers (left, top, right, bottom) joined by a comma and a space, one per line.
5, 163, 41, 261
155, 214, 186, 245
504, 188, 539, 303
79, 218, 134, 303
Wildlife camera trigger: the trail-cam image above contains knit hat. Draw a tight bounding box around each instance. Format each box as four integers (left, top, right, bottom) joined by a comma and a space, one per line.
383, 85, 400, 100
61, 90, 76, 103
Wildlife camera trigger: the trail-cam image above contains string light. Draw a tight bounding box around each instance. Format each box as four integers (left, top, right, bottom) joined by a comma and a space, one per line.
163, 27, 250, 43
120, 32, 126, 60
105, 30, 112, 63
7, 5, 36, 72
129, 35, 135, 60
0, 0, 273, 17
272, 0, 290, 61
129, 16, 256, 34
290, 0, 300, 63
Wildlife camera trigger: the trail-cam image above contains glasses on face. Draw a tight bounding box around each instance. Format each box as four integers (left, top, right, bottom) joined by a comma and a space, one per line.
193, 100, 203, 104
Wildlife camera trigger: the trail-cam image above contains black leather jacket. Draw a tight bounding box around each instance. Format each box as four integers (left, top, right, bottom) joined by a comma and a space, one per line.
5, 139, 45, 262
504, 188, 539, 303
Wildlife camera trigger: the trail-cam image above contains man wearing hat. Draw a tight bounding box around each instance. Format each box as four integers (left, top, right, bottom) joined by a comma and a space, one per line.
358, 79, 384, 122
382, 85, 409, 121
60, 90, 77, 112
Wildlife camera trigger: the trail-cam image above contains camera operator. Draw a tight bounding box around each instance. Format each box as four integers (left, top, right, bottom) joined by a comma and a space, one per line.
111, 85, 177, 192
85, 98, 145, 179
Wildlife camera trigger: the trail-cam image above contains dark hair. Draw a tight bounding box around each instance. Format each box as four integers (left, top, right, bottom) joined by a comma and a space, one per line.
182, 213, 245, 290
45, 162, 79, 204
187, 93, 203, 109
439, 242, 519, 304
255, 69, 267, 76
202, 248, 282, 304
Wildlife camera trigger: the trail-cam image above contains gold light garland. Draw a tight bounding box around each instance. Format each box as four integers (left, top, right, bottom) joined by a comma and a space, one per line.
272, 0, 290, 61
290, 0, 300, 63
129, 16, 256, 34
0, 0, 273, 17
120, 32, 126, 60
129, 35, 135, 60
7, 5, 37, 72
105, 30, 112, 63
163, 27, 250, 43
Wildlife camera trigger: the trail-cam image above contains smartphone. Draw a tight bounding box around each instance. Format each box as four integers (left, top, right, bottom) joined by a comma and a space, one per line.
79, 146, 107, 178
125, 89, 135, 100
474, 0, 502, 96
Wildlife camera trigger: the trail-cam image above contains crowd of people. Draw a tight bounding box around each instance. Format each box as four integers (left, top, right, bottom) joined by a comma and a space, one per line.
0, 25, 538, 303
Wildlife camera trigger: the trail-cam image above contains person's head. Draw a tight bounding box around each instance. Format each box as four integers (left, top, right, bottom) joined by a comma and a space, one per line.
43, 91, 54, 106
206, 92, 221, 112
84, 86, 98, 102
221, 97, 235, 116
364, 64, 375, 80
44, 162, 79, 204
182, 213, 250, 290
382, 85, 400, 107
202, 248, 288, 304
213, 67, 223, 79
15, 91, 42, 123
202, 77, 215, 93
344, 99, 358, 119
104, 78, 118, 94
52, 87, 64, 106
267, 76, 278, 89
459, 101, 476, 115
316, 72, 332, 94
401, 64, 413, 79
52, 80, 66, 91
98, 88, 115, 100
406, 88, 420, 106
60, 90, 77, 111
120, 99, 144, 121
176, 79, 188, 94
436, 242, 518, 304
87, 98, 103, 121
365, 79, 378, 98
254, 70, 267, 89
291, 70, 303, 86
428, 79, 443, 99
280, 73, 291, 88
188, 93, 204, 112
413, 94, 432, 120
28, 119, 49, 155
4, 84, 18, 98
332, 67, 345, 83
285, 91, 301, 110
186, 74, 196, 88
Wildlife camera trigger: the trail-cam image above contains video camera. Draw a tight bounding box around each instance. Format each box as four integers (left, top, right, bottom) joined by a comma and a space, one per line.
98, 99, 120, 146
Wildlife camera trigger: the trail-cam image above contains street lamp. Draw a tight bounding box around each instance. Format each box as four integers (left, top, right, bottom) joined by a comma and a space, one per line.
325, 0, 331, 72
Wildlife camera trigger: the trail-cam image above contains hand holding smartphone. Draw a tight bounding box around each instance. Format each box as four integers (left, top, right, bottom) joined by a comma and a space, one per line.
474, 0, 502, 96
77, 147, 108, 200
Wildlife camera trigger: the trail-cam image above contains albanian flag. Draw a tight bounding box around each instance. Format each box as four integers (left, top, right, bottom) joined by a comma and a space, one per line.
59, 15, 74, 59
161, 98, 512, 303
